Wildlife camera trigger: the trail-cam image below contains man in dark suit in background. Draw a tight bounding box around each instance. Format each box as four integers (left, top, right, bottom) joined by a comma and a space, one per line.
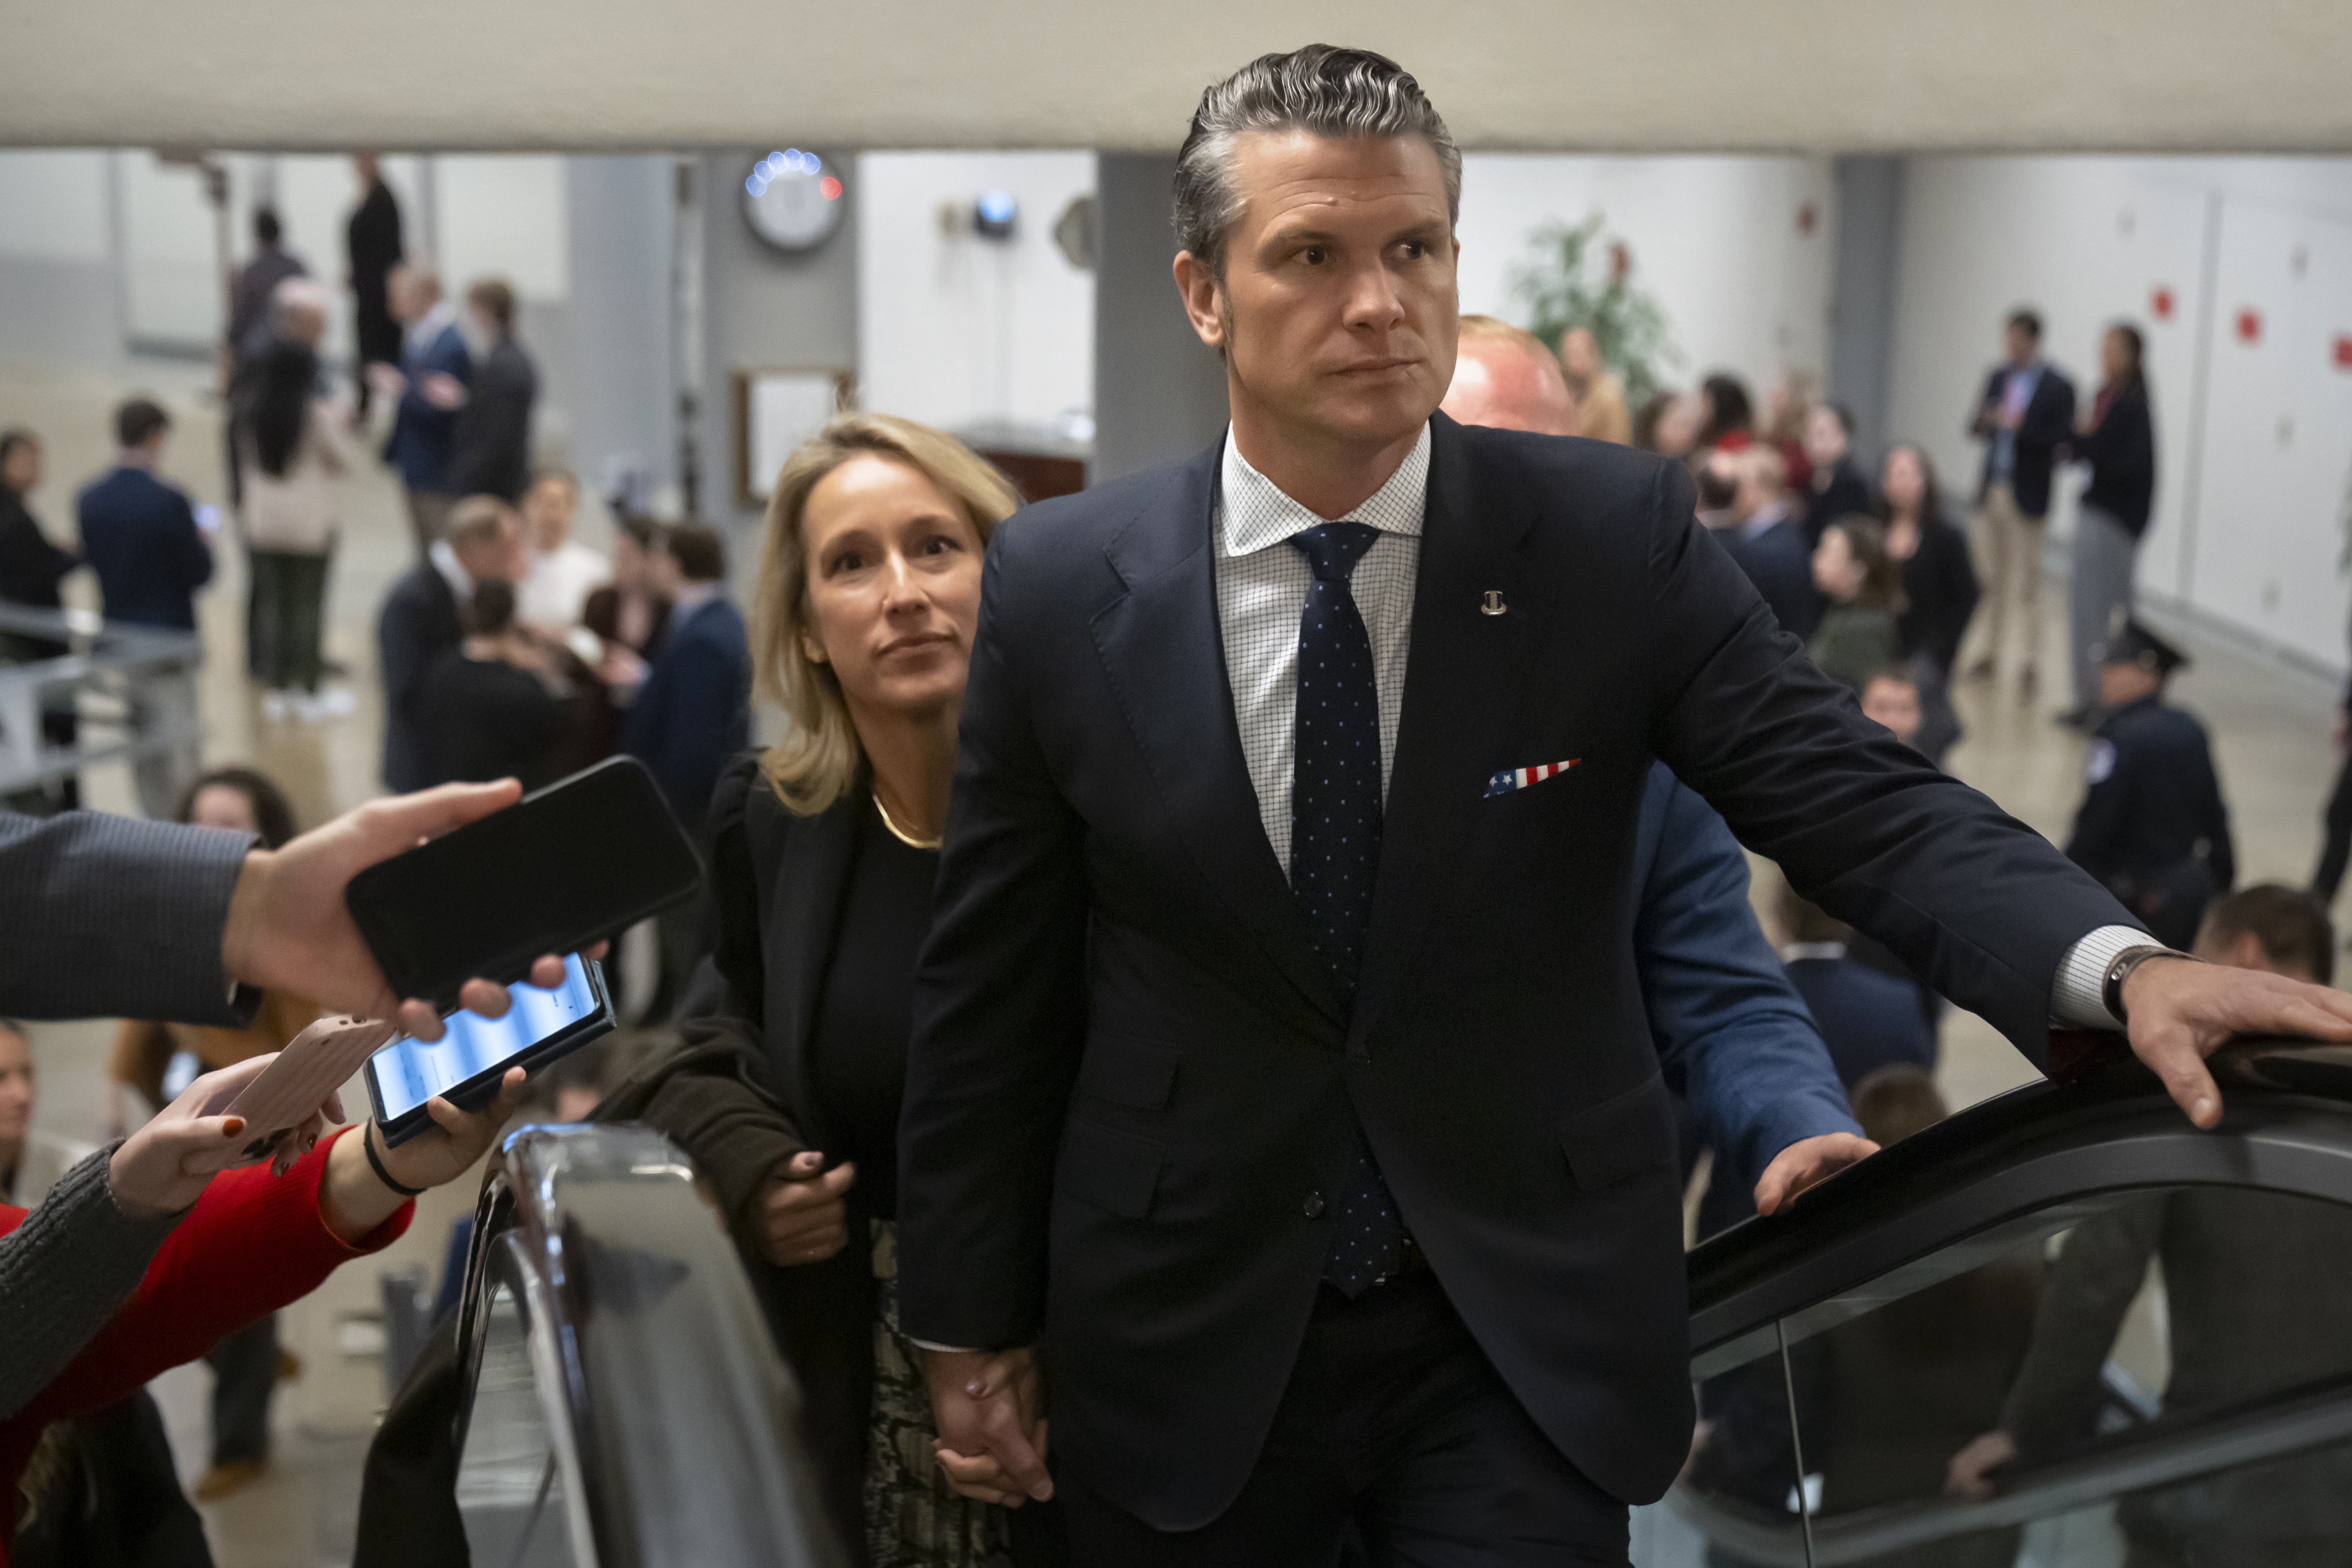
378, 495, 521, 794
1720, 441, 1820, 641
447, 277, 537, 505
346, 155, 404, 423
1963, 308, 2075, 700
624, 521, 750, 1017
893, 46, 2352, 1565
77, 398, 214, 817
374, 265, 471, 555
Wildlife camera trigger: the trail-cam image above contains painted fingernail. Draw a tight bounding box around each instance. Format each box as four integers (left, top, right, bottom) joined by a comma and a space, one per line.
222, 1117, 246, 1137
966, 1379, 985, 1395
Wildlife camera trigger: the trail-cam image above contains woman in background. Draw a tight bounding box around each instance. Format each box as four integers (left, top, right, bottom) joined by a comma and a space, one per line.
415, 579, 582, 790
1879, 443, 1980, 763
238, 326, 358, 720
1809, 514, 1906, 691
0, 430, 81, 812
2062, 323, 2157, 730
106, 764, 319, 1504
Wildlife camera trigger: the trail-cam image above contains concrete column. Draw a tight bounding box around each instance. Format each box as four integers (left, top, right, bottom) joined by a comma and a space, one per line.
1827, 155, 1905, 465
562, 156, 676, 520
1091, 152, 1228, 485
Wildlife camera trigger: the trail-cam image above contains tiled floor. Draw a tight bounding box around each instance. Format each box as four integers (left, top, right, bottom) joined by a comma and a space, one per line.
4, 351, 2341, 1565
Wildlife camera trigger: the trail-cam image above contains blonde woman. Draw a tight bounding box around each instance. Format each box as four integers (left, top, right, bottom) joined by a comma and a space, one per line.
611, 413, 1047, 1567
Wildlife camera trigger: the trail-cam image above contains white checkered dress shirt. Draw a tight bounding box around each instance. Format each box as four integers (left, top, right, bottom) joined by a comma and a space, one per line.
1204, 418, 2140, 1028
1215, 424, 1430, 877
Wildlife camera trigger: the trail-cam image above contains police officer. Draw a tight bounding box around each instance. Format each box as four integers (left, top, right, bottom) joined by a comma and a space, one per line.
2065, 617, 2235, 948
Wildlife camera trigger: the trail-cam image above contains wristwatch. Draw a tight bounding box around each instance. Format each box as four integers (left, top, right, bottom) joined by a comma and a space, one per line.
2101, 944, 2202, 1027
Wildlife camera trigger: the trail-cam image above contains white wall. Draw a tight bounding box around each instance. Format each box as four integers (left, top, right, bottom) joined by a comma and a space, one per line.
1885, 157, 2352, 669
1456, 155, 1838, 401
855, 151, 1093, 436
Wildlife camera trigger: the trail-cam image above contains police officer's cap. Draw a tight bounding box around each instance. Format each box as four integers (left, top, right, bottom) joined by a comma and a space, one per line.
2095, 617, 2188, 676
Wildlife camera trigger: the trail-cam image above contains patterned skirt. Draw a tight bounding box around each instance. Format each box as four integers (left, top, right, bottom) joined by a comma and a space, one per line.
866, 1220, 1016, 1568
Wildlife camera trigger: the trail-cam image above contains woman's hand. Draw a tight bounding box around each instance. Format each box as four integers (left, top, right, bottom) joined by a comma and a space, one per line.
107, 1055, 337, 1219
754, 1150, 856, 1265
319, 1067, 529, 1243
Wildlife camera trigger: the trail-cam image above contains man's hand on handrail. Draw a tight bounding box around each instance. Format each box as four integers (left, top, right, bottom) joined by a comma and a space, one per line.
2122, 959, 2352, 1129
1754, 1131, 1881, 1216
217, 778, 604, 1042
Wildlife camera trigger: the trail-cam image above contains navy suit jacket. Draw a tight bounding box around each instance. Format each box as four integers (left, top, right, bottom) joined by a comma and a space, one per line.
76, 468, 211, 631
1633, 762, 1857, 1197
625, 597, 751, 837
895, 415, 2134, 1524
1971, 363, 2078, 518
1721, 513, 1820, 642
1785, 955, 1939, 1090
383, 321, 472, 495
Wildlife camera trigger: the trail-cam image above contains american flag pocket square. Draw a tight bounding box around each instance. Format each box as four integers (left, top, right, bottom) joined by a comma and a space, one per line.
1486, 759, 1581, 797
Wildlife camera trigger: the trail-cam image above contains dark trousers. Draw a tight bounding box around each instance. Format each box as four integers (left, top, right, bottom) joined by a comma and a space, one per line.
2315, 749, 2352, 904
249, 549, 330, 692
205, 1313, 279, 1465
1055, 1269, 1629, 1567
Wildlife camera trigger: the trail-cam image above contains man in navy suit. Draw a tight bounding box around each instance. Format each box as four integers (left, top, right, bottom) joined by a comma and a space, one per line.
896, 47, 2352, 1563
625, 521, 749, 1016
77, 398, 213, 816
373, 265, 472, 555
1963, 308, 2076, 698
378, 496, 523, 794
1720, 441, 1820, 641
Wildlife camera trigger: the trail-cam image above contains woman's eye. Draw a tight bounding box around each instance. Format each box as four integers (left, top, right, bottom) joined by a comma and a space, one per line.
922, 534, 958, 556
831, 552, 863, 573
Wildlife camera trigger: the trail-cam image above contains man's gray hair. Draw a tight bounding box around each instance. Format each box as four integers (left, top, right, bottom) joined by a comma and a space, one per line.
1173, 45, 1460, 276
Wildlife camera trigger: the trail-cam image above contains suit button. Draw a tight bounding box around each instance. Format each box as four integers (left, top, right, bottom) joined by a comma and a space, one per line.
1303, 1192, 1327, 1219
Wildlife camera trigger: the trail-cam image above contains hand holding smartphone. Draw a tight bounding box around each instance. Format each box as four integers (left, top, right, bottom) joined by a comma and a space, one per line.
365, 954, 616, 1145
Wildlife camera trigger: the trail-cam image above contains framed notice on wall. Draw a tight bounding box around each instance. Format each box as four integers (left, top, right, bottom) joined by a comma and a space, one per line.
734, 368, 855, 507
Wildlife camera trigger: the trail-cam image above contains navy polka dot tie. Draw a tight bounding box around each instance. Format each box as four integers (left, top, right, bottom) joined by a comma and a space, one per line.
1289, 521, 1406, 1295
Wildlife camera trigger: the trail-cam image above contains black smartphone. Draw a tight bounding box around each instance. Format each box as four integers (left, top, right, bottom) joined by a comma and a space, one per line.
346, 756, 703, 1014
365, 953, 616, 1145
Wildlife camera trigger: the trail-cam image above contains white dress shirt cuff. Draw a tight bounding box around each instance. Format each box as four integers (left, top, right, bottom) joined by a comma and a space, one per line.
2052, 924, 2159, 1028
907, 1339, 982, 1355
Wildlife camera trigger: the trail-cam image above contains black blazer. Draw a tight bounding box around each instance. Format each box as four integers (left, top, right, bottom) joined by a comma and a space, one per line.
2074, 381, 2157, 538
1721, 513, 1821, 642
447, 337, 538, 503
1895, 516, 1982, 675
376, 563, 463, 793
1802, 457, 1873, 547
895, 415, 2135, 1527
1970, 364, 2077, 518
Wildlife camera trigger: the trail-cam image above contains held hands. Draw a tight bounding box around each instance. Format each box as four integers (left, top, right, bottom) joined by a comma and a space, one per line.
925, 1347, 1052, 1506
2122, 958, 2352, 1129
1752, 1131, 1880, 1216
218, 779, 604, 1043
756, 1151, 856, 1265
108, 1055, 342, 1219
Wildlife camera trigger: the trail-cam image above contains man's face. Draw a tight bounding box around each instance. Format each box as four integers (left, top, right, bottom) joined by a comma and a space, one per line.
457, 519, 525, 584
522, 479, 577, 552
2099, 660, 2162, 709
1177, 131, 1459, 463
1860, 676, 1922, 747
1439, 338, 1575, 437
2004, 323, 2036, 366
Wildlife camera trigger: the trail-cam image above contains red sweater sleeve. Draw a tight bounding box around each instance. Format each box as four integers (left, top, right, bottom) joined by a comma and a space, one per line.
11, 1125, 411, 1428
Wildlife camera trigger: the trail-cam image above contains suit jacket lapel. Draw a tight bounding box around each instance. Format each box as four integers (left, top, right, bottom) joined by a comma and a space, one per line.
1351, 414, 1542, 1049
1089, 441, 1346, 1033
755, 789, 861, 1149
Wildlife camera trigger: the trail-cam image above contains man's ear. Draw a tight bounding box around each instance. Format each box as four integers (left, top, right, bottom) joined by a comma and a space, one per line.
1172, 251, 1227, 352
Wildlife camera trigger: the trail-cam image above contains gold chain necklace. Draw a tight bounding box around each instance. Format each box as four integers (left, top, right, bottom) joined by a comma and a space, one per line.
872, 792, 942, 851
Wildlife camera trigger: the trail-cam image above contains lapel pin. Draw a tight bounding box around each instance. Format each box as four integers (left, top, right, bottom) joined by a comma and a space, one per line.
1486, 759, 1581, 798
1480, 590, 1507, 616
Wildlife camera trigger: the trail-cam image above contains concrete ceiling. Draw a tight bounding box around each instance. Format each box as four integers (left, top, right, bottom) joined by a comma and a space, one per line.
7, 0, 2352, 154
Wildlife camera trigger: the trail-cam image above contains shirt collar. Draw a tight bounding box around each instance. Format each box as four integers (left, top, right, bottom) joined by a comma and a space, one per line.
407, 301, 457, 349
429, 539, 473, 601
670, 580, 723, 617
1218, 422, 1431, 558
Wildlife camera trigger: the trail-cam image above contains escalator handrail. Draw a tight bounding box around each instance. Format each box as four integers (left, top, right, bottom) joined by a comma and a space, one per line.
455, 1122, 848, 1568
1670, 1365, 2352, 1567
1687, 1036, 2352, 1377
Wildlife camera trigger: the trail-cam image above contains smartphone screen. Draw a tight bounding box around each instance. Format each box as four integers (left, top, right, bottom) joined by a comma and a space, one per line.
345, 757, 703, 1012
368, 955, 602, 1122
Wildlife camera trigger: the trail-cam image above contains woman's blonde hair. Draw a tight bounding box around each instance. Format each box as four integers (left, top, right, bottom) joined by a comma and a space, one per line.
754, 412, 1021, 816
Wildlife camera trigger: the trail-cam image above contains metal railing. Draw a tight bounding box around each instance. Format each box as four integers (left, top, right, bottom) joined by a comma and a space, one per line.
0, 603, 202, 795
450, 1124, 848, 1568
